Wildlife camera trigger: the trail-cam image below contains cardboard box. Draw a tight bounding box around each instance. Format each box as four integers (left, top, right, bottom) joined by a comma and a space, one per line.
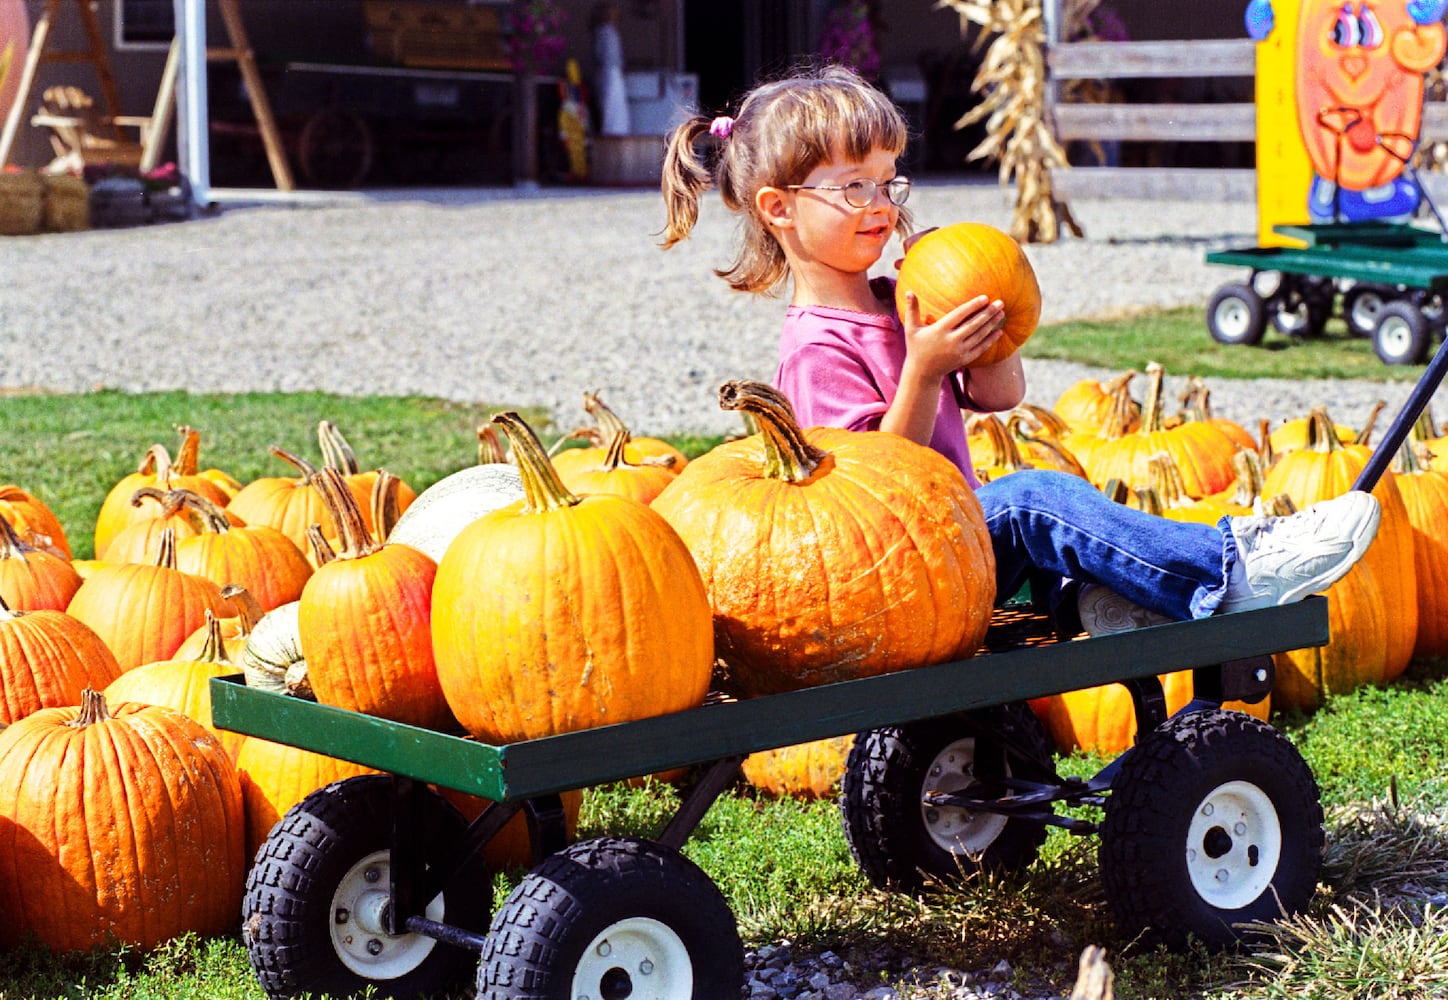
362, 1, 511, 71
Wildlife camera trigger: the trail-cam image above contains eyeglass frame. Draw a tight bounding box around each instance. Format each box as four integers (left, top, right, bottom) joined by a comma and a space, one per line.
786, 176, 912, 208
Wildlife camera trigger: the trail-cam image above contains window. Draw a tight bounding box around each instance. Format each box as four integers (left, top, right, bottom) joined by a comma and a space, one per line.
114, 0, 175, 51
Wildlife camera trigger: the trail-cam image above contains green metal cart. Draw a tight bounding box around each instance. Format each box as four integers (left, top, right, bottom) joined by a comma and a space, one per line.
211, 343, 1448, 1000
1204, 221, 1448, 364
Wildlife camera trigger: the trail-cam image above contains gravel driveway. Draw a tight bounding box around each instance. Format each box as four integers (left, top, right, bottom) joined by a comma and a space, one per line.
1, 179, 1440, 437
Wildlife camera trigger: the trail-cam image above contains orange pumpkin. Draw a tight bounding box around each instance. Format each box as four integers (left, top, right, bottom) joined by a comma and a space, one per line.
550, 390, 689, 479
316, 420, 417, 536
66, 528, 228, 671
299, 469, 452, 731
436, 787, 584, 871
741, 735, 854, 799
1004, 406, 1089, 478
233, 735, 377, 864
0, 484, 69, 558
1262, 408, 1417, 711
0, 689, 245, 952
650, 380, 995, 696
1030, 671, 1269, 754
1178, 376, 1257, 453
1085, 362, 1239, 499
433, 412, 713, 744
103, 611, 245, 760
160, 489, 313, 612
94, 428, 233, 559
174, 583, 265, 661
967, 412, 1040, 483
1391, 441, 1448, 660
0, 514, 82, 611
0, 595, 121, 725
555, 429, 680, 504
226, 447, 335, 562
895, 222, 1042, 368
1053, 369, 1140, 435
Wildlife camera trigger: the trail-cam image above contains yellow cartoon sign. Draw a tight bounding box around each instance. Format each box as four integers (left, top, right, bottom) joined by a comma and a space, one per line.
1249, 0, 1447, 228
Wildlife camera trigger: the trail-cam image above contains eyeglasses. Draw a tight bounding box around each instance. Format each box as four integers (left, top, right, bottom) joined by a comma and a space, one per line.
787, 176, 911, 208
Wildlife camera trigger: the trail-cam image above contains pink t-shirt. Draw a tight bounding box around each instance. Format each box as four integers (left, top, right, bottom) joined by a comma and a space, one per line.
773, 278, 980, 488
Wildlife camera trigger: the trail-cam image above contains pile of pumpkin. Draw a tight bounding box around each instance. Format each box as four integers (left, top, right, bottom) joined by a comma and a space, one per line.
2, 368, 1446, 955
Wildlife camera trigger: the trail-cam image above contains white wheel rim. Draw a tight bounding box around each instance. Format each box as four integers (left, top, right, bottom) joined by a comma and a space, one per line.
572, 916, 692, 999
1214, 298, 1253, 339
1378, 316, 1413, 357
1351, 291, 1385, 330
329, 850, 444, 979
920, 737, 1010, 856
1184, 780, 1281, 910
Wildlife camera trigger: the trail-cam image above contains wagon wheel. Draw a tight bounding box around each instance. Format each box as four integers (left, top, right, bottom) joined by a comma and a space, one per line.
1206, 283, 1268, 346
1342, 284, 1395, 338
242, 774, 491, 1000
1373, 300, 1431, 365
840, 701, 1056, 892
477, 836, 743, 1000
299, 108, 376, 189
1098, 710, 1323, 949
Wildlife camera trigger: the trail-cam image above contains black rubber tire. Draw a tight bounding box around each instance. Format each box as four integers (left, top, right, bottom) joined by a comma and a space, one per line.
840, 702, 1056, 892
242, 774, 492, 1000
1342, 284, 1394, 338
1373, 300, 1431, 365
1098, 710, 1323, 950
477, 836, 743, 1000
1270, 295, 1330, 337
1207, 283, 1268, 346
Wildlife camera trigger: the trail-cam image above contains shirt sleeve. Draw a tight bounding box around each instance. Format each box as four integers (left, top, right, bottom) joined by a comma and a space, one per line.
775, 341, 890, 433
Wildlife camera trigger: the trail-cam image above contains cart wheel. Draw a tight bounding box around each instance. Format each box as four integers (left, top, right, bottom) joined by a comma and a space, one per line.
1343, 284, 1393, 338
477, 836, 743, 1000
1207, 283, 1268, 346
840, 702, 1055, 892
1098, 710, 1323, 950
299, 108, 376, 189
242, 775, 491, 1000
1373, 300, 1431, 365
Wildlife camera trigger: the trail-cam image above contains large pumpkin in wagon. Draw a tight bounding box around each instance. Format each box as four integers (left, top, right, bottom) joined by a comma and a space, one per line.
650, 380, 996, 696
894, 222, 1042, 368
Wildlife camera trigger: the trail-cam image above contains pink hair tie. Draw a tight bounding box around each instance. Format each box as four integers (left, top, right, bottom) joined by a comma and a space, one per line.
709, 116, 735, 139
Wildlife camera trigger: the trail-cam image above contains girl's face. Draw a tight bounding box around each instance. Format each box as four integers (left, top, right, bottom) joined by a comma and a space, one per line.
778, 146, 903, 276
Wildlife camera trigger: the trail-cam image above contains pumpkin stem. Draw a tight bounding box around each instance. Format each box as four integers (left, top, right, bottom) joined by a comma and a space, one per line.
1133, 484, 1165, 516
197, 609, 233, 664
1098, 376, 1140, 442
717, 380, 827, 483
1257, 418, 1275, 463
1228, 449, 1265, 507
1306, 407, 1345, 454
1354, 400, 1385, 447
477, 425, 509, 465
220, 584, 265, 635
174, 425, 202, 475
371, 470, 402, 545
1100, 478, 1131, 504
306, 524, 337, 566
492, 412, 583, 513
582, 390, 631, 439
164, 489, 231, 534
0, 514, 34, 560
1010, 403, 1072, 439
1393, 438, 1429, 476
311, 468, 379, 558
1141, 362, 1168, 434
140, 443, 172, 479
1262, 493, 1298, 517
70, 688, 111, 728
601, 430, 632, 472
546, 425, 604, 456
317, 421, 362, 474
268, 446, 319, 482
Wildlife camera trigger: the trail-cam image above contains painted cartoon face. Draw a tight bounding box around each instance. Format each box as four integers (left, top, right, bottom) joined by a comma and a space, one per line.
1295, 0, 1447, 190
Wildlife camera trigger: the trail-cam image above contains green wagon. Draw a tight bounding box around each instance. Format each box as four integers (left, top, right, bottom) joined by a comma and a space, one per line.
1204, 221, 1448, 364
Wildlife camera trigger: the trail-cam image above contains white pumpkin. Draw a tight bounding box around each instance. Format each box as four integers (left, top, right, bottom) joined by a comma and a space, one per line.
241, 600, 311, 699
387, 464, 525, 562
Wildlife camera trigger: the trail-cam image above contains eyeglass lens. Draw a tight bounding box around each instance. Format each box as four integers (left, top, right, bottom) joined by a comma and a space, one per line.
844, 178, 911, 207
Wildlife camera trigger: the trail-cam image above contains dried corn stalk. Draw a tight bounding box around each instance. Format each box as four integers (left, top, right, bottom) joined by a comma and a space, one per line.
937, 0, 1082, 243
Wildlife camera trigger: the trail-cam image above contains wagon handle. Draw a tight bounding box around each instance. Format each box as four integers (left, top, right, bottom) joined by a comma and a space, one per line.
1352, 340, 1448, 492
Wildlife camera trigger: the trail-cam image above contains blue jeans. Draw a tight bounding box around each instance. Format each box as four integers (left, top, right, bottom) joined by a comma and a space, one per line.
977, 470, 1240, 622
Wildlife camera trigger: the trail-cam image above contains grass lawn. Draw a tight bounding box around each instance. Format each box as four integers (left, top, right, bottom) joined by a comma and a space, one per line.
1, 308, 1446, 999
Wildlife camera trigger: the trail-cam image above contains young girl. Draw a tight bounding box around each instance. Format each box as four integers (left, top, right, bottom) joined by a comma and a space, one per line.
659, 64, 1379, 636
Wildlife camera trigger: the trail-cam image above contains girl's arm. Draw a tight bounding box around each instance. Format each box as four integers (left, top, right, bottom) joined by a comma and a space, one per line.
960, 352, 1026, 412
883, 291, 1006, 446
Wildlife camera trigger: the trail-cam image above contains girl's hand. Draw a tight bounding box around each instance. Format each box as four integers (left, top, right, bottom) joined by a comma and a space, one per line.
899, 290, 1007, 379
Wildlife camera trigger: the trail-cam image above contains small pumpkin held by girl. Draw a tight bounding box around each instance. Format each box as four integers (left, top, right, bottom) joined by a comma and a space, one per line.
659, 63, 1380, 644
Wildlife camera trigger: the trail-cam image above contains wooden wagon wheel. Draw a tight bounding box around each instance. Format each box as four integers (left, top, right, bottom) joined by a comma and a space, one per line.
298, 108, 375, 189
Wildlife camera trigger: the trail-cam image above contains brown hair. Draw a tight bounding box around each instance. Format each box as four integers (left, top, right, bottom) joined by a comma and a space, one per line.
659, 64, 912, 295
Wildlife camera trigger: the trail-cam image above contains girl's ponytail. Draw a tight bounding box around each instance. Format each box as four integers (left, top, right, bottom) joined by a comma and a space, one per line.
659, 116, 715, 248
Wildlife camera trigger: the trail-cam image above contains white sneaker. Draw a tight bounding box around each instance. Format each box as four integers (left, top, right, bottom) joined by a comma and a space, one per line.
1217, 490, 1381, 614
1077, 583, 1173, 637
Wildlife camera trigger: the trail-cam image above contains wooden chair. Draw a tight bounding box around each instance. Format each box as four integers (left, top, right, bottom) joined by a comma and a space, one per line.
30, 84, 151, 173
